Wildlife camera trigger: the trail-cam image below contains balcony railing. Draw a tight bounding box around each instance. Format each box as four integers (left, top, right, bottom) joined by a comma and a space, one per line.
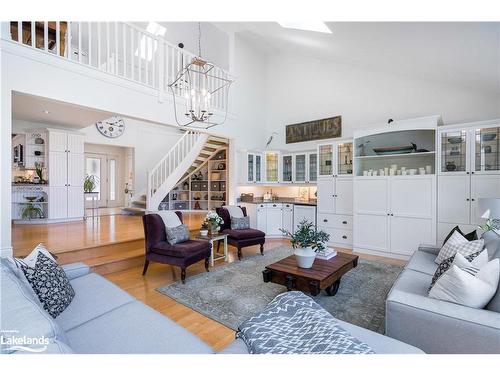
2, 21, 230, 112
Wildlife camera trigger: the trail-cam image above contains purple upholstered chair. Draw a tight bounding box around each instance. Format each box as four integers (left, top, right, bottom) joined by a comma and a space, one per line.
142, 211, 211, 283
216, 206, 265, 260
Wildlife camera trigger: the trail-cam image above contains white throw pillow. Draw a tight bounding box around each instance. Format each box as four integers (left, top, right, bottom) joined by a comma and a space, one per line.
223, 205, 244, 219
20, 243, 57, 267
435, 231, 484, 264
157, 210, 182, 229
453, 251, 488, 269
429, 258, 500, 309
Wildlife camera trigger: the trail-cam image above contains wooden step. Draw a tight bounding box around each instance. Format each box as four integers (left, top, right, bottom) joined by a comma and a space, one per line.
122, 207, 146, 216
132, 200, 146, 207
84, 248, 144, 275
57, 238, 145, 265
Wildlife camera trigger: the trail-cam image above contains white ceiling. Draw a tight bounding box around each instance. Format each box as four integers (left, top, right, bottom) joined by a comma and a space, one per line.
12, 92, 114, 129
215, 22, 500, 93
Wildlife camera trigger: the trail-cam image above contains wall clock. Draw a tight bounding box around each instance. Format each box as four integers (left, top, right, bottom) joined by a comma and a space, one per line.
96, 117, 125, 138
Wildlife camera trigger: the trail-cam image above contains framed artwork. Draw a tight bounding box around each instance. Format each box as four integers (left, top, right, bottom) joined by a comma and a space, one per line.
286, 116, 342, 144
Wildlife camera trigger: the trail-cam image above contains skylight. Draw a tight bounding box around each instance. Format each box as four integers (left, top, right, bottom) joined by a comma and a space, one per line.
135, 22, 167, 61
278, 21, 332, 34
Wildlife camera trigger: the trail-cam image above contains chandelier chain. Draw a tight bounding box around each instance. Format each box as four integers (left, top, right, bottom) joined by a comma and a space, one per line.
197, 22, 202, 57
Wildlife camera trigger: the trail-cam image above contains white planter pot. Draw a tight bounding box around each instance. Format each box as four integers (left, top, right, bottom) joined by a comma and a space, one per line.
294, 247, 316, 269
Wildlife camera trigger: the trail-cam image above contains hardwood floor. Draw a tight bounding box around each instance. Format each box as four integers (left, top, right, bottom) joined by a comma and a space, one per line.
11, 213, 406, 352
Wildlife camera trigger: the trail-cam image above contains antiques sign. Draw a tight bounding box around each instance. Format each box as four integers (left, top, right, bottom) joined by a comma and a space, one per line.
286, 116, 342, 144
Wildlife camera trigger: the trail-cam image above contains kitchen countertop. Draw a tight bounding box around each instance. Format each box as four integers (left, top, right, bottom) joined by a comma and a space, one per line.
237, 197, 317, 206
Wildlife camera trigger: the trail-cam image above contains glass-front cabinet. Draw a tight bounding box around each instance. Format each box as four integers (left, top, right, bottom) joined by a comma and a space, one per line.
246, 152, 262, 183
318, 144, 333, 177
318, 141, 353, 177
308, 153, 317, 182
282, 155, 293, 183
294, 154, 307, 183
440, 130, 468, 173
475, 126, 500, 172
337, 142, 353, 176
265, 152, 280, 183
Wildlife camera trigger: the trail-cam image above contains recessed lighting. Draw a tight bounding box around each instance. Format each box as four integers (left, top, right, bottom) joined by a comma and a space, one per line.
278, 21, 332, 34
42, 110, 50, 114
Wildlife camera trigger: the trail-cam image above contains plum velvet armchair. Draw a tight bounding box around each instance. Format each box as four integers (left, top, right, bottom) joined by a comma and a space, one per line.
142, 211, 211, 283
215, 206, 265, 260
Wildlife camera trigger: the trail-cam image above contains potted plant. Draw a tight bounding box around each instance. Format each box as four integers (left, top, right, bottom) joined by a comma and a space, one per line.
84, 175, 99, 193
280, 219, 330, 269
204, 211, 224, 234
21, 203, 44, 220
34, 162, 45, 184
200, 222, 209, 236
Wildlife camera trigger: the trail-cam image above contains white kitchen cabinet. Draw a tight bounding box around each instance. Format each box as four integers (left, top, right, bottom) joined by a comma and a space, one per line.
266, 203, 283, 236
470, 174, 500, 224
317, 178, 335, 213
67, 153, 84, 187
256, 204, 267, 233
438, 175, 470, 225
282, 203, 294, 233
308, 153, 318, 182
294, 153, 307, 183
293, 204, 316, 227
334, 178, 353, 215
67, 186, 85, 218
264, 151, 280, 183
245, 152, 262, 184
282, 155, 293, 183
48, 186, 68, 219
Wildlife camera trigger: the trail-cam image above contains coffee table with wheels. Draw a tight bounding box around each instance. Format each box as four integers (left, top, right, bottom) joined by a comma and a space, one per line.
262, 252, 359, 296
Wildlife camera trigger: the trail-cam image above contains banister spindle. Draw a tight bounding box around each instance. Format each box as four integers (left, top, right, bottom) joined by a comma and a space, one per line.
88, 22, 92, 66
31, 21, 35, 48
44, 22, 48, 51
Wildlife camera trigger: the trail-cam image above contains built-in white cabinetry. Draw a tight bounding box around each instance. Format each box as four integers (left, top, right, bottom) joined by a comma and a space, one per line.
246, 152, 262, 184
437, 121, 500, 243
48, 129, 85, 220
264, 152, 280, 183
293, 204, 317, 227
256, 204, 267, 233
282, 203, 294, 233
266, 203, 283, 236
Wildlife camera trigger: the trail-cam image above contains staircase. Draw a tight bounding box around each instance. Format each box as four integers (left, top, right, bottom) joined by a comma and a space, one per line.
122, 194, 147, 216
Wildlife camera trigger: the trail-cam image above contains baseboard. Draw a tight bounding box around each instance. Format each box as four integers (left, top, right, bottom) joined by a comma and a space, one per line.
353, 247, 411, 261
0, 246, 13, 258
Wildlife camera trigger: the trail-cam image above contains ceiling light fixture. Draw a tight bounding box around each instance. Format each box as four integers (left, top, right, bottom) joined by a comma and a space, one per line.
168, 23, 234, 129
278, 21, 332, 34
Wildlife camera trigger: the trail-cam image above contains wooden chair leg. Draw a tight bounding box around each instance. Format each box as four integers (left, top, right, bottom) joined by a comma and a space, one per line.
205, 257, 210, 272
237, 247, 242, 261
142, 260, 150, 275
260, 243, 264, 255
181, 268, 186, 284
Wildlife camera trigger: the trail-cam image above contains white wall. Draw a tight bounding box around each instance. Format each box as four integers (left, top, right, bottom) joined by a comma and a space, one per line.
262, 53, 500, 150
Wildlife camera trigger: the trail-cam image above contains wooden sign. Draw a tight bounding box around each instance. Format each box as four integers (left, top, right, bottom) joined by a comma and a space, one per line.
286, 116, 342, 144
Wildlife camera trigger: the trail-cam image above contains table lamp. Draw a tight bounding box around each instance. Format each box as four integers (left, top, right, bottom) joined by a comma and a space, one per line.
478, 197, 500, 232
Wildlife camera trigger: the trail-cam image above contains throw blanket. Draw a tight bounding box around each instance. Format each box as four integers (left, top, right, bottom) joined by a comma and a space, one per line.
236, 291, 374, 354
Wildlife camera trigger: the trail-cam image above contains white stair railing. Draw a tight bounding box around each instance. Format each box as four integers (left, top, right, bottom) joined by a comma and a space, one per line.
1, 21, 231, 112
146, 130, 208, 211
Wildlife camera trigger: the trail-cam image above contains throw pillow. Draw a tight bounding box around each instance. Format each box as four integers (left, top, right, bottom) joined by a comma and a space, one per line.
428, 250, 488, 291
21, 243, 57, 267
231, 216, 250, 230
429, 258, 499, 309
223, 205, 244, 219
158, 210, 182, 228
18, 252, 75, 318
165, 224, 190, 245
435, 231, 484, 264
443, 226, 478, 245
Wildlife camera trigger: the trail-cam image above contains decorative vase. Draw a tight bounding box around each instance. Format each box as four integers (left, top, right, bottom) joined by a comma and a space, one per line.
200, 229, 208, 236
294, 247, 316, 269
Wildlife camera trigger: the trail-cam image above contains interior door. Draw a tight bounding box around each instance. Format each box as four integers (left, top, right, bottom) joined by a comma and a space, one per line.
335, 177, 353, 215
470, 174, 500, 225
438, 174, 470, 225
85, 153, 107, 207
317, 178, 335, 213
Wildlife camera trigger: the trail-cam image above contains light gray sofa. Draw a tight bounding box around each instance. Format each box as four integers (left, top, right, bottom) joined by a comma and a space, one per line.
386, 231, 500, 354
1, 257, 423, 354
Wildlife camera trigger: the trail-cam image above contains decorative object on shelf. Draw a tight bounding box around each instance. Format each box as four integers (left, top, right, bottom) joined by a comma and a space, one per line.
217, 162, 225, 170
182, 181, 189, 190
168, 23, 234, 129
357, 140, 370, 157
34, 137, 44, 145
197, 171, 204, 181
194, 201, 201, 210
95, 116, 125, 138
204, 211, 224, 234
172, 193, 177, 200
20, 202, 44, 220
34, 162, 44, 184
34, 150, 42, 156
481, 133, 497, 142
447, 136, 463, 144
83, 174, 99, 193
373, 143, 417, 155
279, 220, 330, 269
240, 193, 254, 202
484, 145, 492, 154
179, 192, 189, 201
445, 161, 457, 171
211, 171, 221, 180
286, 116, 342, 144
200, 222, 209, 236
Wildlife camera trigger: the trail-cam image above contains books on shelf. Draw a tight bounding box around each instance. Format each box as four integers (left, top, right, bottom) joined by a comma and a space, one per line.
316, 248, 337, 260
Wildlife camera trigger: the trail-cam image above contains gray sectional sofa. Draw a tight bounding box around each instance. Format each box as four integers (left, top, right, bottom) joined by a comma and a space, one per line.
1, 256, 424, 354
386, 231, 500, 354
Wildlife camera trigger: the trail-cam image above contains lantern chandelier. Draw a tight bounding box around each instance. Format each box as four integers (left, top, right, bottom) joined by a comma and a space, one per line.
168, 23, 234, 129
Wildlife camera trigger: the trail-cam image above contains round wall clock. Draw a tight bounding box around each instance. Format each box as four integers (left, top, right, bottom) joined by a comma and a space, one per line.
96, 117, 125, 138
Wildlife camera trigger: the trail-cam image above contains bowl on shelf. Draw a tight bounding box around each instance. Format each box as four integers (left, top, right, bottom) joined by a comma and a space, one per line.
481, 133, 497, 142
447, 137, 463, 144
24, 196, 38, 202
372, 143, 417, 155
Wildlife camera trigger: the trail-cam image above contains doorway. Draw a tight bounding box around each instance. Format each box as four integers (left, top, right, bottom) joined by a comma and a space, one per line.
85, 153, 119, 208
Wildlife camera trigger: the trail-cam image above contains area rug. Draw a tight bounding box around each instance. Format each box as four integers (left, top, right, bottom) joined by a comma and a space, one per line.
156, 246, 402, 333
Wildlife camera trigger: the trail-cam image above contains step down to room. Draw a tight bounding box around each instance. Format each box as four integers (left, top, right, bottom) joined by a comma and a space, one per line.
84, 248, 144, 275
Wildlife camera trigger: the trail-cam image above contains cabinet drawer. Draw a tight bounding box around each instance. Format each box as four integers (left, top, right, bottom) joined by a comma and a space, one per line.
319, 226, 353, 246
317, 213, 352, 229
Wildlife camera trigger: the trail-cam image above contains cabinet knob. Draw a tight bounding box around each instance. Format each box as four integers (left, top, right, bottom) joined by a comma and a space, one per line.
471, 198, 475, 202
466, 172, 470, 174
342, 221, 347, 224
342, 235, 347, 239
466, 198, 470, 201
471, 172, 475, 174
323, 219, 328, 222
391, 213, 394, 216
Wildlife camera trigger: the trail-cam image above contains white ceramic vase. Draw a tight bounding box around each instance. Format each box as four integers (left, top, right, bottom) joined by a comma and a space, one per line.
294, 247, 316, 268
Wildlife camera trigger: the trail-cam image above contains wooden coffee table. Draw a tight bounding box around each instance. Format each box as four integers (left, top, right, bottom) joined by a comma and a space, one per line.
262, 252, 359, 296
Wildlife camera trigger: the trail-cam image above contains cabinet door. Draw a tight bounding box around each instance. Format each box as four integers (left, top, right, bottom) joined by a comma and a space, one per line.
67, 133, 85, 154
336, 142, 353, 176
255, 154, 262, 182
439, 129, 469, 174
282, 155, 293, 183
48, 152, 67, 187
318, 144, 333, 177
473, 126, 500, 173
471, 174, 500, 224
438, 174, 470, 224
294, 154, 307, 183
354, 214, 389, 253
67, 186, 84, 218
353, 177, 389, 215
265, 152, 279, 182
282, 205, 294, 233
266, 207, 283, 236
49, 130, 67, 152
247, 154, 254, 183
67, 152, 84, 187
317, 178, 335, 213
335, 177, 353, 215
293, 205, 316, 226
390, 216, 435, 255
256, 207, 267, 233
308, 153, 317, 182
391, 176, 434, 219
49, 187, 68, 219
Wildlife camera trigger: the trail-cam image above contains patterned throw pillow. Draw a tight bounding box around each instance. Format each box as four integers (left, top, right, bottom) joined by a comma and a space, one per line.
428, 250, 486, 291
166, 224, 190, 245
231, 216, 250, 230
442, 226, 478, 245
19, 252, 75, 318
435, 231, 484, 264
